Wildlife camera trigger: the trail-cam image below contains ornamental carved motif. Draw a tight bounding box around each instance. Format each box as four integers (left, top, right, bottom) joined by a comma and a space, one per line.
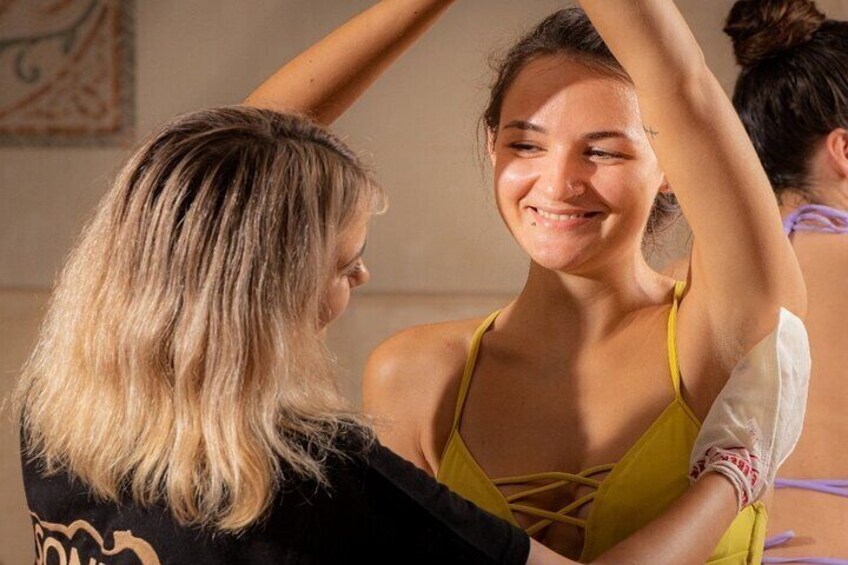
0, 0, 134, 146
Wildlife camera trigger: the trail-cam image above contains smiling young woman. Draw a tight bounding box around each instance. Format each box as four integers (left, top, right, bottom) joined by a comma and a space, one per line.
358, 2, 805, 562
243, 0, 807, 561
489, 55, 667, 275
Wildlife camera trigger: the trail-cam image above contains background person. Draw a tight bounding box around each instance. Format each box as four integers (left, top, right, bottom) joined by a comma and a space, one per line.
724, 0, 848, 561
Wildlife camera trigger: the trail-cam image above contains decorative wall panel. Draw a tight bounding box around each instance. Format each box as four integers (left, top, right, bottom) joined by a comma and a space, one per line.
0, 0, 134, 146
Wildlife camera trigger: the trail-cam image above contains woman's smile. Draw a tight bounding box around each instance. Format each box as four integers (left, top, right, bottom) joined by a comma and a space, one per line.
528, 205, 606, 230
492, 55, 665, 273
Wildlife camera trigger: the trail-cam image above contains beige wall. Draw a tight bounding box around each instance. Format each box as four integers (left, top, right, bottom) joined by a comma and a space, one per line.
0, 291, 46, 563
3, 1, 846, 562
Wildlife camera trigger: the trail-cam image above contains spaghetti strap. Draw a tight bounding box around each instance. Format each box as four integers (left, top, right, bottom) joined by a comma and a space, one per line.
449, 311, 500, 434
763, 481, 848, 564
763, 528, 848, 565
783, 203, 848, 236
667, 281, 686, 398
774, 478, 848, 497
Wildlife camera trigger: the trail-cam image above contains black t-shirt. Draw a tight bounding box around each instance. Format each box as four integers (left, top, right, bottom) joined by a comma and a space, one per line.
22, 432, 529, 564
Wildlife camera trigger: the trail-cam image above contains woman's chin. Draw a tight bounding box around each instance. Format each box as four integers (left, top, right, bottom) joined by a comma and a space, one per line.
528, 250, 592, 275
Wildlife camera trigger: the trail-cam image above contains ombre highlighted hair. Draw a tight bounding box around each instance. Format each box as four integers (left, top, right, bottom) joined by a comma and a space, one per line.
14, 106, 385, 532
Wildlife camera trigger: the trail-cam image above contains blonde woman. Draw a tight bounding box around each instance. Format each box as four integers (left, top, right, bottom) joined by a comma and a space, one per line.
16, 2, 804, 564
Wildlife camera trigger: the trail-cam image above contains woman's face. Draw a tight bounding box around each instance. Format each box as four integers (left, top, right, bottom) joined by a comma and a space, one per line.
492, 55, 666, 274
320, 208, 371, 328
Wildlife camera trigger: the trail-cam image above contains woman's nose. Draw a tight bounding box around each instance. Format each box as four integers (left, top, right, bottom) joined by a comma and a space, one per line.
539, 153, 585, 200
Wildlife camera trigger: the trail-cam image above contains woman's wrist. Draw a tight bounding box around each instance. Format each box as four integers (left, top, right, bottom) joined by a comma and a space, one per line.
690, 471, 743, 518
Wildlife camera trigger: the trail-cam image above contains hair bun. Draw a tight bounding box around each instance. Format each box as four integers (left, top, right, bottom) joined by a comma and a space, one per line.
725, 0, 826, 67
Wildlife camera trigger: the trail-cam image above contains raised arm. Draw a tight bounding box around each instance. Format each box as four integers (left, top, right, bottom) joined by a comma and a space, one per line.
243, 0, 455, 125
578, 0, 805, 367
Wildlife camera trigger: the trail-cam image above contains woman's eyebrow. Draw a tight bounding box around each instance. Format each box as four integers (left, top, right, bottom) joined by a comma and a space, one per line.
583, 130, 632, 141
502, 120, 547, 133
502, 122, 633, 142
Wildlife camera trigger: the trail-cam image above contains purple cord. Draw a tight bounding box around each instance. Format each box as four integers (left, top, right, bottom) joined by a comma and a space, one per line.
762, 559, 848, 564
775, 478, 848, 497
763, 532, 848, 563
765, 531, 797, 550
762, 479, 848, 563
783, 204, 848, 235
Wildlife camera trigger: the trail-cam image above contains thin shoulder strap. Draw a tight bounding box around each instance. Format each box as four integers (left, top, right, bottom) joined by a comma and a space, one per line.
783, 203, 848, 236
449, 311, 501, 433
667, 281, 686, 398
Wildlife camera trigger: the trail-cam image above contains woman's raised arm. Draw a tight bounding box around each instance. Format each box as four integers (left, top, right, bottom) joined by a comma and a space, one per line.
578, 0, 805, 368
243, 0, 455, 125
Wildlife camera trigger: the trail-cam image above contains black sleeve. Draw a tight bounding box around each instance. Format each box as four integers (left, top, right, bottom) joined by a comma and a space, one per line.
21, 425, 530, 564
359, 440, 530, 565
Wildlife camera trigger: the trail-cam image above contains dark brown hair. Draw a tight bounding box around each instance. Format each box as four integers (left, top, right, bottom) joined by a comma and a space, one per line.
483, 8, 678, 235
726, 0, 848, 198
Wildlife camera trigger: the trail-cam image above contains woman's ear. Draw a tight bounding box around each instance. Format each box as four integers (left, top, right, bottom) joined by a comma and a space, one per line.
825, 128, 848, 178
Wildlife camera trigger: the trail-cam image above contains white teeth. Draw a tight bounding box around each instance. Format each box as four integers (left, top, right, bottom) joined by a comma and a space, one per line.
535, 208, 590, 221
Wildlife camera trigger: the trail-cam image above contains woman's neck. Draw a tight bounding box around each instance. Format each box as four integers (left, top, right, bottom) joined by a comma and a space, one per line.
779, 183, 848, 217
506, 254, 674, 344
779, 190, 811, 217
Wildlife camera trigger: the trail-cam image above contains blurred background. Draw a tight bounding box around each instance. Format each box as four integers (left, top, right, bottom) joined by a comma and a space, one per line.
2, 1, 845, 562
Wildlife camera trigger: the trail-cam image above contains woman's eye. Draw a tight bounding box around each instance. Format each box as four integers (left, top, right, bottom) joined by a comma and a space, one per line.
586, 148, 624, 159
508, 142, 542, 153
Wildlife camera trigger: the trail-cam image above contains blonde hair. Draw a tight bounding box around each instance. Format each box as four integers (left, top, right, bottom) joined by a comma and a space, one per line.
14, 106, 385, 532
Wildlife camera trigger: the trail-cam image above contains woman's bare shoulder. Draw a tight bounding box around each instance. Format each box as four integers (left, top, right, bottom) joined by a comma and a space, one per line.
362, 316, 487, 473
363, 317, 486, 407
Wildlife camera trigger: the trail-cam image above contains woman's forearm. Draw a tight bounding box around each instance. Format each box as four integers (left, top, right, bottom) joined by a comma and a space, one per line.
576, 0, 706, 95
243, 0, 455, 125
526, 474, 739, 565
592, 473, 739, 565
